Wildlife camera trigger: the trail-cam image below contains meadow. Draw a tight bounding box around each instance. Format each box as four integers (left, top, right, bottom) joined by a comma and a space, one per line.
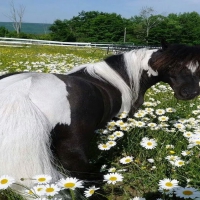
0, 45, 200, 200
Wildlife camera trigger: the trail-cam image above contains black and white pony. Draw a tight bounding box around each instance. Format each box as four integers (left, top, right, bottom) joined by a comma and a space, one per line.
0, 42, 200, 188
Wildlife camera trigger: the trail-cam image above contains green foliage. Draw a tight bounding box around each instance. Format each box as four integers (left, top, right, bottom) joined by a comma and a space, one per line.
0, 26, 9, 37
67, 11, 125, 42
2, 10, 200, 45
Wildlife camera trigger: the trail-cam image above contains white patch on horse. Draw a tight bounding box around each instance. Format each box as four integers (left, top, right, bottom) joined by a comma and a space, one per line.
186, 61, 199, 73
28, 73, 71, 127
123, 48, 158, 101
0, 77, 62, 188
0, 73, 71, 127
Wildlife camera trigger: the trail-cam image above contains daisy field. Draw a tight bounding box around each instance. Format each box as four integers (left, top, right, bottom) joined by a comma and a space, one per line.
0, 45, 200, 200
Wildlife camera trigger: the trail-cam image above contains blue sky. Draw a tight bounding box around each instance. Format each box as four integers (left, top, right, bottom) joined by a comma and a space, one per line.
1, 0, 200, 23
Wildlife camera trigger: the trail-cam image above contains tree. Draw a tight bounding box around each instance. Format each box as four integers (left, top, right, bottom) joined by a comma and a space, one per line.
50, 11, 125, 42
0, 27, 9, 37
49, 19, 76, 42
6, 0, 25, 35
138, 7, 163, 44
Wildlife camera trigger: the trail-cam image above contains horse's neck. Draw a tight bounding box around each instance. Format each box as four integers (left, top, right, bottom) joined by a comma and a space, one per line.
129, 71, 160, 116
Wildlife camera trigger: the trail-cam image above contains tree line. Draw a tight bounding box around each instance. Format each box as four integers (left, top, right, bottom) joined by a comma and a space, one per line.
1, 8, 200, 45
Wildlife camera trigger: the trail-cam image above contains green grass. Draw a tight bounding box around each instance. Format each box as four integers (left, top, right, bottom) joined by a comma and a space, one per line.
0, 45, 200, 200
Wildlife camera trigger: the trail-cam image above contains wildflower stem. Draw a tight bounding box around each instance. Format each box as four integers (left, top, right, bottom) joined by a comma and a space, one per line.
70, 189, 75, 200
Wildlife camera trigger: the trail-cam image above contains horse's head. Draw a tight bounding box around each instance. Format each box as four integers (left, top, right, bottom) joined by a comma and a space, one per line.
149, 41, 200, 100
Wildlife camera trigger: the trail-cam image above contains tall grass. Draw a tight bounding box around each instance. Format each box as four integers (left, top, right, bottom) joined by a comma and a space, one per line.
0, 45, 200, 200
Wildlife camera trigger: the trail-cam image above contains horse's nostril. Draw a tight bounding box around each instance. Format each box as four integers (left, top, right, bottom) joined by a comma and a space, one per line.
181, 88, 198, 98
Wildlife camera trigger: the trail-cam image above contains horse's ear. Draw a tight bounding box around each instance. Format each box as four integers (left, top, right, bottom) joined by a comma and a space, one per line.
161, 39, 168, 51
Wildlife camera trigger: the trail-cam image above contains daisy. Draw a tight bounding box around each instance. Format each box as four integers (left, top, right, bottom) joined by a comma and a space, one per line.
147, 158, 154, 163
107, 121, 116, 127
188, 136, 200, 148
143, 102, 153, 107
117, 111, 128, 119
134, 111, 146, 118
43, 184, 60, 196
98, 143, 111, 150
25, 188, 35, 196
155, 109, 165, 115
107, 125, 116, 131
158, 178, 179, 190
32, 185, 46, 196
104, 173, 123, 184
147, 122, 158, 129
58, 177, 84, 190
166, 107, 176, 113
145, 107, 154, 113
106, 141, 117, 147
120, 124, 130, 131
102, 129, 110, 134
165, 155, 181, 161
174, 123, 185, 130
140, 137, 157, 149
135, 121, 146, 127
178, 118, 188, 124
183, 131, 194, 138
181, 150, 193, 156
158, 116, 169, 122
113, 131, 124, 138
84, 185, 100, 198
108, 167, 117, 172
192, 110, 200, 115
115, 120, 125, 127
174, 187, 200, 199
165, 145, 174, 149
107, 134, 117, 140
32, 174, 52, 184
174, 160, 185, 167
119, 156, 133, 164
194, 129, 200, 134
0, 175, 15, 189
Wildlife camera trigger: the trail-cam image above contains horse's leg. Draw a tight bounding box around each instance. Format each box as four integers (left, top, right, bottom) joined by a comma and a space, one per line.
51, 123, 102, 180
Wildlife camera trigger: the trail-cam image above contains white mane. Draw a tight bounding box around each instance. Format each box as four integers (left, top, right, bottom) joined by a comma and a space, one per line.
67, 48, 158, 114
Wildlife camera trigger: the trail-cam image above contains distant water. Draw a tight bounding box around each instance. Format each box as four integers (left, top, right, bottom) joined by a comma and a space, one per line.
0, 22, 52, 34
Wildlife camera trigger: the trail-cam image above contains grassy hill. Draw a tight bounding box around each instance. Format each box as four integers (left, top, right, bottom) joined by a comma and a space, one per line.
0, 22, 52, 34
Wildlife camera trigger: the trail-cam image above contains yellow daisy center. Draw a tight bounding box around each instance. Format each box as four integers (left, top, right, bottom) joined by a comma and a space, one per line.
37, 188, 43, 191
147, 142, 153, 146
102, 145, 108, 148
89, 189, 95, 195
46, 188, 54, 193
38, 178, 46, 182
178, 161, 184, 165
125, 159, 131, 163
64, 182, 75, 188
109, 177, 117, 181
28, 190, 34, 195
1, 179, 8, 184
195, 140, 200, 144
183, 190, 193, 195
165, 182, 173, 187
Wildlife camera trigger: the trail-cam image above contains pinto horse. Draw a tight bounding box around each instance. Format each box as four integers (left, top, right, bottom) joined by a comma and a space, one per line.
0, 42, 200, 188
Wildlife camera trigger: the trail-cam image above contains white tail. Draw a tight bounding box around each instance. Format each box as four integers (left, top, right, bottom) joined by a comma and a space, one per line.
0, 77, 61, 187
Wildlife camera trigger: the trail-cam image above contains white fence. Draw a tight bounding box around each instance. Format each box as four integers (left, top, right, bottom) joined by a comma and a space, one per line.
0, 37, 158, 53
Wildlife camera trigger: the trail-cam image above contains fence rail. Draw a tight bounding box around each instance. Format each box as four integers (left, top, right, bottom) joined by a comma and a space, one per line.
0, 37, 159, 53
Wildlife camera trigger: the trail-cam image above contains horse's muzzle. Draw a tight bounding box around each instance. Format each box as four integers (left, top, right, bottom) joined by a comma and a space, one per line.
177, 87, 200, 100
